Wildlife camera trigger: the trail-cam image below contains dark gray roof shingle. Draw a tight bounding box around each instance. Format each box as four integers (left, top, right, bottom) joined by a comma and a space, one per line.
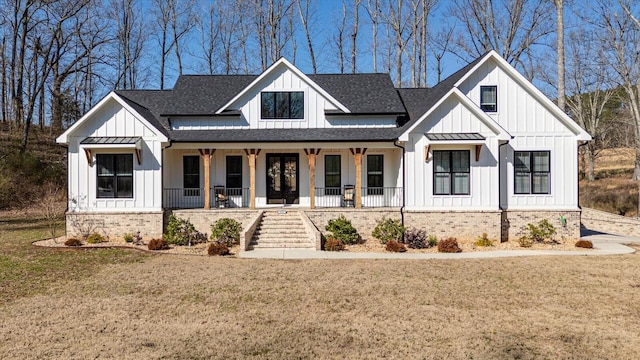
108, 53, 488, 143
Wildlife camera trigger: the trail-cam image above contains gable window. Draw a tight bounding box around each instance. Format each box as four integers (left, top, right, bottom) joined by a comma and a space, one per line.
226, 156, 243, 189
183, 156, 200, 196
480, 86, 497, 112
367, 154, 384, 195
433, 150, 470, 195
97, 154, 133, 198
261, 91, 304, 119
324, 155, 341, 195
515, 151, 550, 194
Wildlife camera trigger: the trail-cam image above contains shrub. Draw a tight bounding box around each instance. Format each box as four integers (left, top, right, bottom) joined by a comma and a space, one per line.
324, 236, 345, 251
438, 237, 462, 253
427, 235, 438, 248
385, 240, 407, 252
123, 233, 134, 243
372, 217, 404, 244
208, 242, 230, 256
325, 215, 361, 245
210, 218, 242, 246
148, 238, 169, 251
523, 219, 556, 243
86, 232, 106, 244
163, 215, 207, 246
575, 240, 593, 249
475, 233, 493, 247
64, 238, 82, 247
518, 236, 533, 248
404, 228, 428, 249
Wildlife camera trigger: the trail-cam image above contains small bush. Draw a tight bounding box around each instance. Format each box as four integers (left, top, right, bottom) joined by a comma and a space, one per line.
64, 238, 82, 247
385, 240, 407, 252
123, 233, 134, 243
404, 228, 428, 249
523, 219, 556, 243
86, 232, 106, 244
325, 215, 361, 245
427, 235, 438, 248
208, 242, 230, 256
475, 233, 493, 247
575, 240, 593, 249
148, 238, 169, 251
372, 217, 405, 244
518, 236, 533, 248
163, 215, 207, 246
438, 237, 462, 253
210, 218, 242, 246
324, 236, 345, 251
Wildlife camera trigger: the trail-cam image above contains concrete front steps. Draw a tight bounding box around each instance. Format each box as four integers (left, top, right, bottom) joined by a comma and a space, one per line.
249, 210, 314, 249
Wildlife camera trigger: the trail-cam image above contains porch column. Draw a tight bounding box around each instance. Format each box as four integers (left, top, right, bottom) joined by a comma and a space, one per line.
199, 149, 215, 209
305, 149, 321, 209
245, 149, 261, 209
350, 148, 367, 209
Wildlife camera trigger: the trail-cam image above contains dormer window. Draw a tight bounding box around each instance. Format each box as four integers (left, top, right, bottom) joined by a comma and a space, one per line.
480, 86, 497, 112
261, 91, 304, 119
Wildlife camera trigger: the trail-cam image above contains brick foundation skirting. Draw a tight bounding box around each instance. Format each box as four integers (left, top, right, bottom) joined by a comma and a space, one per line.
304, 208, 402, 241
167, 209, 259, 236
404, 210, 502, 242
65, 211, 164, 240
501, 210, 581, 242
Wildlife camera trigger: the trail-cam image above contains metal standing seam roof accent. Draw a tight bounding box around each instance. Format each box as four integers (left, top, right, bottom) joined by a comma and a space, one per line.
425, 133, 486, 141
80, 136, 142, 145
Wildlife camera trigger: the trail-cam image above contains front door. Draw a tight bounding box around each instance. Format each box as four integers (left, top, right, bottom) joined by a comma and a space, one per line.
266, 153, 299, 204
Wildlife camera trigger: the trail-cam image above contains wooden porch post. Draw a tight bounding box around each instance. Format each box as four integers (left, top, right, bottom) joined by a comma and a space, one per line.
305, 149, 320, 209
350, 148, 367, 209
199, 149, 215, 209
245, 149, 261, 209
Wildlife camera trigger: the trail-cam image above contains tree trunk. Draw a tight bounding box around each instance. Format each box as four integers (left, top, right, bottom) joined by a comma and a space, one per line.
555, 0, 565, 112
586, 143, 595, 182
50, 64, 63, 133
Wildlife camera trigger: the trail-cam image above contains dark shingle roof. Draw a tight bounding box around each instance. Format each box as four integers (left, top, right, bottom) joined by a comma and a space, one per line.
309, 74, 406, 114
108, 53, 488, 143
115, 90, 172, 137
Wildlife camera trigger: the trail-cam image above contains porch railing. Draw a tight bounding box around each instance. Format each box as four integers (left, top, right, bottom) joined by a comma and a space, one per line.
163, 188, 250, 209
314, 187, 403, 208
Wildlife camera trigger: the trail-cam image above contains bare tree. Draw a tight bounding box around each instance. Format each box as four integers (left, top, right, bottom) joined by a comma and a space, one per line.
152, 0, 173, 89
447, 0, 555, 80
565, 30, 615, 181
351, 0, 361, 73
334, 1, 347, 73
297, 0, 317, 73
109, 0, 147, 90
169, 0, 197, 76
364, 0, 380, 73
430, 23, 455, 83
597, 0, 640, 180
252, 0, 296, 70
555, 0, 565, 111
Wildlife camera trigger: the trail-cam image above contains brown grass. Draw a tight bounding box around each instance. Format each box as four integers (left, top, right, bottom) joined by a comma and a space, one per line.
1, 214, 640, 359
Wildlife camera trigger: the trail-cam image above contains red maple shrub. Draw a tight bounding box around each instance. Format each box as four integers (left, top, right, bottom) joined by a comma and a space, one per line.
385, 240, 407, 252
575, 240, 593, 249
208, 242, 230, 256
148, 238, 169, 251
438, 237, 462, 253
324, 236, 345, 251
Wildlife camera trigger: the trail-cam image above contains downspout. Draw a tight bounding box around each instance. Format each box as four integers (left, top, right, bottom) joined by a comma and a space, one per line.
577, 141, 589, 210
394, 140, 406, 241
498, 141, 510, 211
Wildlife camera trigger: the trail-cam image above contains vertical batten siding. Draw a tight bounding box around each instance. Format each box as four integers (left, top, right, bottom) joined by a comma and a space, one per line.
67, 97, 164, 212
405, 96, 501, 210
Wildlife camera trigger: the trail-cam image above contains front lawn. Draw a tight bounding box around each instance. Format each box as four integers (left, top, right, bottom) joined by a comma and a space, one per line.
1, 213, 639, 359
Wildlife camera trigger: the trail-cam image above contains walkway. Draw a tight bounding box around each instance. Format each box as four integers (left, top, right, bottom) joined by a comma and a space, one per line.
239, 231, 638, 260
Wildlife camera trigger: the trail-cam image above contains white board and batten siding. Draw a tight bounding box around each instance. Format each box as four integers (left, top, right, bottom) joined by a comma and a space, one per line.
458, 57, 580, 210
405, 96, 501, 210
170, 66, 397, 131
66, 97, 164, 212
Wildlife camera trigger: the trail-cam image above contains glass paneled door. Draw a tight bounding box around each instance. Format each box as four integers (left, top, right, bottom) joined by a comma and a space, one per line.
266, 153, 299, 204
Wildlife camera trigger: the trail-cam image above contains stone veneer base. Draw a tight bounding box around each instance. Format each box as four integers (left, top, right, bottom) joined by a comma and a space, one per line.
65, 211, 164, 240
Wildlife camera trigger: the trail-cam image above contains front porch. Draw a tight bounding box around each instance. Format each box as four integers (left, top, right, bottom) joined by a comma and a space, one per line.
162, 143, 404, 210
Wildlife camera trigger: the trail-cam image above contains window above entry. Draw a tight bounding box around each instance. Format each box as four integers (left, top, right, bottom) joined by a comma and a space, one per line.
480, 86, 497, 112
261, 91, 304, 119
